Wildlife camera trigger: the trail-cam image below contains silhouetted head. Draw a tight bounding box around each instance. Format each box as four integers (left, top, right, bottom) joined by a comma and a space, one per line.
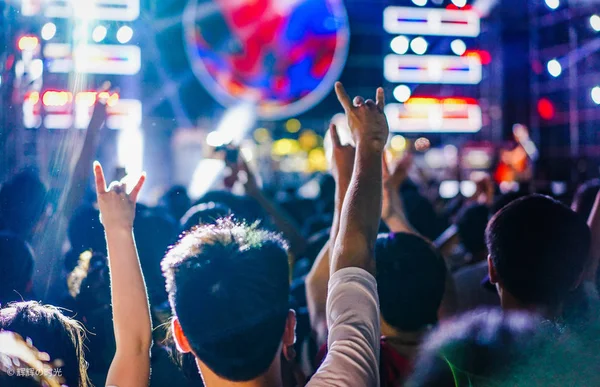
456, 204, 489, 258
0, 302, 90, 387
162, 185, 192, 222
0, 232, 34, 304
162, 219, 294, 382
0, 172, 48, 238
572, 179, 600, 222
375, 233, 447, 332
486, 195, 591, 310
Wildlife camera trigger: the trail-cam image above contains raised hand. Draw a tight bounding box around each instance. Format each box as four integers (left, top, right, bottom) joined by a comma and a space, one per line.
329, 123, 355, 188
88, 81, 112, 132
382, 153, 414, 233
94, 161, 145, 230
334, 82, 389, 152
238, 154, 260, 196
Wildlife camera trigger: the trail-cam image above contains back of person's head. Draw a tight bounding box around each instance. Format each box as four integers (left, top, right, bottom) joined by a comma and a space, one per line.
375, 233, 447, 332
162, 185, 192, 222
572, 179, 600, 221
0, 302, 90, 387
486, 194, 590, 307
162, 218, 291, 382
408, 309, 549, 387
456, 204, 489, 257
180, 202, 230, 233
0, 331, 64, 387
491, 191, 527, 215
0, 232, 34, 304
0, 171, 48, 237
67, 205, 106, 253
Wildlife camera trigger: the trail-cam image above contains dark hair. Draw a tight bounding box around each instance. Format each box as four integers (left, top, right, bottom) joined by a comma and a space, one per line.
162, 185, 192, 223
408, 309, 549, 387
572, 179, 600, 221
180, 202, 230, 233
162, 219, 290, 382
0, 302, 90, 387
375, 233, 447, 331
456, 204, 490, 256
0, 233, 34, 304
0, 172, 48, 236
486, 195, 590, 306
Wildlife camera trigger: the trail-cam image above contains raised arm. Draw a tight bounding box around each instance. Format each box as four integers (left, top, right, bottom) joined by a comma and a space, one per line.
62, 85, 110, 219
306, 123, 355, 347
238, 157, 308, 258
382, 152, 415, 234
94, 162, 152, 387
330, 83, 388, 273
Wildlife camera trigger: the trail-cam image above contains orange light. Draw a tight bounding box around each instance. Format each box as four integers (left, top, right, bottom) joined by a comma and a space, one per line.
42, 91, 73, 107
76, 92, 97, 107
463, 50, 492, 65
18, 36, 39, 51
107, 93, 120, 107
25, 91, 40, 105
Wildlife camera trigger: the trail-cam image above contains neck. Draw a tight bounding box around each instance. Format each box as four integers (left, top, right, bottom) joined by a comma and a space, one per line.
499, 288, 563, 320
198, 355, 282, 387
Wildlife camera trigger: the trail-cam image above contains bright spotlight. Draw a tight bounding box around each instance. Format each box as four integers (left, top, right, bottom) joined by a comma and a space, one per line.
393, 85, 412, 103
30, 59, 44, 80
92, 25, 108, 43
214, 103, 257, 145
547, 59, 562, 77
18, 36, 39, 51
544, 0, 560, 10
117, 127, 144, 179
451, 0, 467, 7
450, 39, 467, 56
591, 15, 600, 32
189, 159, 226, 199
410, 37, 428, 55
592, 86, 600, 105
116, 26, 134, 44
412, 0, 428, 6
390, 36, 410, 55
41, 23, 56, 41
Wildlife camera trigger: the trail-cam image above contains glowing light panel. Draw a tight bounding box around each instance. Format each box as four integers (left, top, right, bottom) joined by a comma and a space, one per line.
384, 6, 480, 37
44, 0, 140, 21
384, 54, 482, 84
44, 44, 141, 75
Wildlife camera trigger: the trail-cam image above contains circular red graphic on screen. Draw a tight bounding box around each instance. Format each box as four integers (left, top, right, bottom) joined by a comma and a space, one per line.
183, 0, 350, 119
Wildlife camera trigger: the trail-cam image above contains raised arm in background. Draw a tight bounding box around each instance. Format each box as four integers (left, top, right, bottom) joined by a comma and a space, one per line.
306, 123, 355, 347
381, 152, 414, 234
62, 85, 111, 219
585, 190, 600, 284
238, 156, 308, 258
94, 162, 152, 387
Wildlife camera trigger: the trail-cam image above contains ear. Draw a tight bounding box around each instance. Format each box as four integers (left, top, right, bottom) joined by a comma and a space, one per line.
172, 317, 192, 354
283, 309, 296, 347
488, 255, 499, 284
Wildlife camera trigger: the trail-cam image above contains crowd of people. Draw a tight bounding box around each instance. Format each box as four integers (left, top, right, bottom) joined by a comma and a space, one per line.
1, 82, 600, 387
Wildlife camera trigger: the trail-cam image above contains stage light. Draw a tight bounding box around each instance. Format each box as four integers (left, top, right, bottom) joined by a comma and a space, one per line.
116, 26, 133, 43
592, 86, 600, 105
42, 91, 72, 107
591, 15, 600, 32
547, 59, 561, 77
41, 23, 56, 40
30, 59, 44, 80
189, 159, 226, 199
18, 36, 39, 51
390, 36, 410, 55
412, 0, 428, 6
393, 85, 412, 103
390, 135, 407, 151
118, 127, 144, 179
92, 25, 107, 42
544, 0, 559, 10
451, 0, 467, 7
410, 37, 428, 55
450, 39, 467, 55
537, 98, 555, 120
253, 128, 271, 143
460, 181, 476, 197
285, 118, 301, 133
206, 131, 229, 147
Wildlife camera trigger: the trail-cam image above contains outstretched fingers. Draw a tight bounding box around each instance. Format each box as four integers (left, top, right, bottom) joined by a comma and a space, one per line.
93, 161, 107, 195
335, 82, 353, 112
376, 87, 385, 111
330, 124, 342, 148
129, 173, 146, 203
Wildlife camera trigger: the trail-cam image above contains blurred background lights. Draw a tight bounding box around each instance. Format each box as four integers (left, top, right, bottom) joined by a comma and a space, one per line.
390, 36, 410, 55
116, 26, 133, 44
285, 118, 301, 133
450, 39, 467, 56
393, 85, 412, 103
591, 15, 600, 32
544, 0, 560, 10
411, 0, 428, 6
591, 86, 600, 105
451, 0, 467, 7
390, 135, 407, 151
547, 59, 562, 77
92, 25, 108, 43
41, 22, 56, 41
18, 36, 39, 51
410, 37, 428, 55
